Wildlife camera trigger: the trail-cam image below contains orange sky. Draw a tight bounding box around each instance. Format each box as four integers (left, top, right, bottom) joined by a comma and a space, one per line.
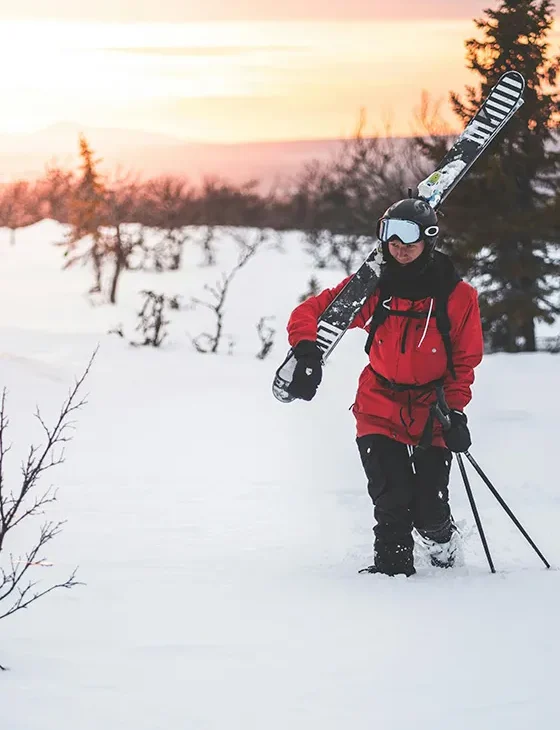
0, 0, 497, 22
0, 6, 557, 144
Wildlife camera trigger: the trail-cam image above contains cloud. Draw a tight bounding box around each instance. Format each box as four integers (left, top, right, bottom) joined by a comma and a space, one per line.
104, 46, 306, 57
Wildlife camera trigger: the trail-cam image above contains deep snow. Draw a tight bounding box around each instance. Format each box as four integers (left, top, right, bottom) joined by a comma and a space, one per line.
1, 221, 559, 730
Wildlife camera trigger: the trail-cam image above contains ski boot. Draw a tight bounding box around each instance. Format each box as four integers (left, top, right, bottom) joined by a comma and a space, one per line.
414, 522, 463, 569
359, 541, 415, 576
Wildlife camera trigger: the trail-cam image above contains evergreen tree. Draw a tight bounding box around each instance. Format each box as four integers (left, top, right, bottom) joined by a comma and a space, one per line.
63, 136, 107, 293
419, 0, 560, 351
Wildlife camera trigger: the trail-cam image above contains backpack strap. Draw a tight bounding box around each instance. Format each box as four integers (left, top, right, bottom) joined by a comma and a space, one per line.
365, 288, 457, 380
434, 294, 456, 380
364, 293, 392, 355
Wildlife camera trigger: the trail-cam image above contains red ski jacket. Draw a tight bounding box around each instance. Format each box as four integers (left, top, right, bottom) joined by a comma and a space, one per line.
287, 275, 484, 447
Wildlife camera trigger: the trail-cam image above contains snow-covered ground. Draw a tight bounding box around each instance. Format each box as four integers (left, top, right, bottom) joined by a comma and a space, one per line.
1, 221, 559, 730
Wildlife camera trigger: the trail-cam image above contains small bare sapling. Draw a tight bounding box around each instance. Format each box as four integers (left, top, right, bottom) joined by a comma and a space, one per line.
256, 316, 276, 359
0, 355, 95, 662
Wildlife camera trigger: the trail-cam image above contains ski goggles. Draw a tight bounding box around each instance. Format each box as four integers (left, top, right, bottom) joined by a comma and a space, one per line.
377, 218, 439, 245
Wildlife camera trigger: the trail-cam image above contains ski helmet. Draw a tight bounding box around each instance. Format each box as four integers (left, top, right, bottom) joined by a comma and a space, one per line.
377, 198, 439, 251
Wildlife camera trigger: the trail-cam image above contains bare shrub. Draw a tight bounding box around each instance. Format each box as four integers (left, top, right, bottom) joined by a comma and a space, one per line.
197, 225, 217, 267
299, 276, 322, 303
36, 164, 75, 222
140, 176, 197, 271
190, 229, 267, 354
131, 290, 179, 348
295, 112, 429, 272
0, 355, 94, 655
103, 172, 144, 304
0, 181, 39, 246
256, 316, 276, 359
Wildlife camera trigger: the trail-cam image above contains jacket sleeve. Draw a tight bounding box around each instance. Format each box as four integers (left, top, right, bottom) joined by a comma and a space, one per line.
287, 276, 378, 347
444, 284, 484, 411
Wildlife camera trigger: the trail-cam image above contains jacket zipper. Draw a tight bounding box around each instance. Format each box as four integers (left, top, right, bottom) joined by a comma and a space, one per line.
401, 318, 412, 354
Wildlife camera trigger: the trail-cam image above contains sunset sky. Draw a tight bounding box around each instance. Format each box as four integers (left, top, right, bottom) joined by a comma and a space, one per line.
0, 1, 558, 143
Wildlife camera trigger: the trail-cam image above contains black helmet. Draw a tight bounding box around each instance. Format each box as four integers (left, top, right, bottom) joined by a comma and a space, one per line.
377, 198, 439, 250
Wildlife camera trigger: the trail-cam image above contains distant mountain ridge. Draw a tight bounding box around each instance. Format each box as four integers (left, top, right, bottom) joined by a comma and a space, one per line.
0, 123, 357, 187
4, 123, 556, 189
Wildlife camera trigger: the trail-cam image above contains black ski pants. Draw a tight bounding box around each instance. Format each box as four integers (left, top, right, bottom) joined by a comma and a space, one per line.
357, 434, 453, 573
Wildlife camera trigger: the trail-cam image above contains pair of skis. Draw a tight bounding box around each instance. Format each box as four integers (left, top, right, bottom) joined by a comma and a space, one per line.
272, 71, 526, 403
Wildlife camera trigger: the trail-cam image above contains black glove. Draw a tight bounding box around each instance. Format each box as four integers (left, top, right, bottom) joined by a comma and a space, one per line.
443, 410, 472, 453
287, 340, 323, 401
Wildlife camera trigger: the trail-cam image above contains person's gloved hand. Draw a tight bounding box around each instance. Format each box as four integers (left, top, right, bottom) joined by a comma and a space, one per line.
443, 410, 471, 453
287, 340, 323, 401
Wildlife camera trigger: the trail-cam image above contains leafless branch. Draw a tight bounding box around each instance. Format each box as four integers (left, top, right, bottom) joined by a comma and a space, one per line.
197, 226, 217, 267
294, 110, 431, 272
189, 229, 268, 354
0, 351, 94, 628
256, 316, 276, 360
130, 290, 177, 347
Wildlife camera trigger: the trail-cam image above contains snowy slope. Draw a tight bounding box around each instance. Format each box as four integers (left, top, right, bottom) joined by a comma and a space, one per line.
1, 221, 559, 730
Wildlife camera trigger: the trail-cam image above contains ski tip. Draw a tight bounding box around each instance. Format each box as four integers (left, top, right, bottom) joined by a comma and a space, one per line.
272, 348, 297, 404
498, 70, 526, 92
272, 382, 296, 403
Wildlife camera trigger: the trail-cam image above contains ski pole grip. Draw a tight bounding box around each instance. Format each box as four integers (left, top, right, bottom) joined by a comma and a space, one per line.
432, 385, 451, 431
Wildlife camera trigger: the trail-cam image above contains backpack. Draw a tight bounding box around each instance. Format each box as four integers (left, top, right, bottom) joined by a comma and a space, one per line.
364, 289, 457, 380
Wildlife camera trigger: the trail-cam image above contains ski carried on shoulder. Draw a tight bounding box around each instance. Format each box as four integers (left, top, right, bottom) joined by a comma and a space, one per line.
416, 71, 525, 206
272, 71, 525, 403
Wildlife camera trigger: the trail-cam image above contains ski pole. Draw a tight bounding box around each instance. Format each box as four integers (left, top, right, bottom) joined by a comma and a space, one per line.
432, 386, 495, 573
432, 387, 550, 570
464, 451, 550, 569
456, 453, 496, 574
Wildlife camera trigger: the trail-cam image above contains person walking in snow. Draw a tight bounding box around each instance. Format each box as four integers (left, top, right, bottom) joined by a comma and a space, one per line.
286, 198, 484, 576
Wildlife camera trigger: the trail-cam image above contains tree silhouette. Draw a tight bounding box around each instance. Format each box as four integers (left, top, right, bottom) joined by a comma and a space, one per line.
418, 0, 560, 351
62, 136, 107, 294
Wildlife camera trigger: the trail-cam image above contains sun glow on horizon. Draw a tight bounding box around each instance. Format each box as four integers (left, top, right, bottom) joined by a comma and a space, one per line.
0, 18, 558, 143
